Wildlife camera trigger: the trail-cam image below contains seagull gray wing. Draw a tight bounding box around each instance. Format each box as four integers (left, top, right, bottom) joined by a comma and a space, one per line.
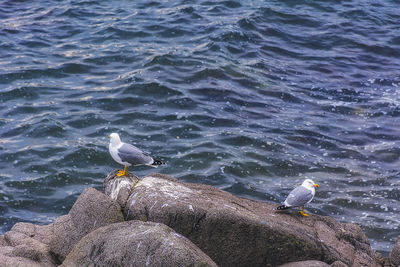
117, 143, 154, 166
284, 186, 313, 207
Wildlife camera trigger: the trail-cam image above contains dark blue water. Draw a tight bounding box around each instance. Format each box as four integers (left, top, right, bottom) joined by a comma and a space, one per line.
1, 0, 400, 255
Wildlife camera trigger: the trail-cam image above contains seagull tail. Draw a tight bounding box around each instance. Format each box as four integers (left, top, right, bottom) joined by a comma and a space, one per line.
275, 205, 290, 211
151, 159, 164, 167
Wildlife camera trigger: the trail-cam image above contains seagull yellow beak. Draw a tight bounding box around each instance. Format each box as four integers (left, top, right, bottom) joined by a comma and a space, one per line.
314, 184, 319, 188
108, 135, 110, 139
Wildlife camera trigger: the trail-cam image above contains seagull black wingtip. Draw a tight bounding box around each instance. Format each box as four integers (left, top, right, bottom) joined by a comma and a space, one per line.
275, 205, 290, 211
152, 159, 164, 166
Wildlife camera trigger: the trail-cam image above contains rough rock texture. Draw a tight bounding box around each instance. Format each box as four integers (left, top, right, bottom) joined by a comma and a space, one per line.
103, 170, 139, 210
1, 171, 390, 266
104, 172, 382, 267
49, 187, 125, 262
0, 235, 8, 246
330, 261, 351, 267
0, 224, 58, 267
278, 260, 330, 267
8, 222, 53, 245
278, 260, 350, 267
389, 236, 400, 266
0, 187, 124, 266
61, 220, 217, 267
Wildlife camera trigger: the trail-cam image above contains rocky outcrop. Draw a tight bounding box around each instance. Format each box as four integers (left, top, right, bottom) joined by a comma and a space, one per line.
0, 184, 215, 267
49, 187, 125, 261
389, 236, 400, 266
278, 260, 331, 267
105, 172, 383, 267
0, 187, 124, 266
0, 224, 57, 267
61, 220, 217, 267
0, 171, 392, 266
278, 260, 349, 267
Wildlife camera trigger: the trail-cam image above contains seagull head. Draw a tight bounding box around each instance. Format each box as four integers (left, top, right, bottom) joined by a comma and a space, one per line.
108, 133, 121, 146
302, 179, 319, 190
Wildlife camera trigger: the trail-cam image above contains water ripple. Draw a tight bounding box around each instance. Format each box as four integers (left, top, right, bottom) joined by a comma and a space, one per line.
0, 0, 399, 255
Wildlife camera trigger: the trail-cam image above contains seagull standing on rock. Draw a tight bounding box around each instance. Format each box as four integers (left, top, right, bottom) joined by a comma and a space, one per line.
275, 179, 319, 216
108, 133, 164, 177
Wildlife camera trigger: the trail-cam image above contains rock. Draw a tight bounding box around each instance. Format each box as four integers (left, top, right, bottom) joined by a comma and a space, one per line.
9, 222, 53, 245
105, 172, 381, 267
61, 220, 217, 267
278, 260, 330, 267
0, 254, 46, 267
278, 260, 349, 267
330, 261, 349, 267
0, 187, 125, 266
49, 187, 125, 262
0, 235, 8, 246
390, 236, 400, 266
0, 228, 57, 267
103, 170, 139, 210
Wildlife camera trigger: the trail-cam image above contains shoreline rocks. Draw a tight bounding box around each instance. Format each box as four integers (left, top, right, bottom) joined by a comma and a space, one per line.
106, 172, 384, 267
389, 236, 400, 266
61, 220, 217, 267
0, 171, 396, 266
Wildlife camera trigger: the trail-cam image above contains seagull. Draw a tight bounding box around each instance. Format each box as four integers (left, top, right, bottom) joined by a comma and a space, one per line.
275, 179, 319, 216
108, 133, 163, 177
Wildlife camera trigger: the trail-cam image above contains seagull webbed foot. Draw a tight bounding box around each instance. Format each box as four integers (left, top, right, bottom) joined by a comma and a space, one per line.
116, 165, 128, 177
298, 206, 309, 216
298, 210, 309, 216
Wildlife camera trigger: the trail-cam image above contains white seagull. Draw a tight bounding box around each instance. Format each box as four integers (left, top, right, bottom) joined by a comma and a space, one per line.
108, 133, 163, 177
275, 179, 319, 216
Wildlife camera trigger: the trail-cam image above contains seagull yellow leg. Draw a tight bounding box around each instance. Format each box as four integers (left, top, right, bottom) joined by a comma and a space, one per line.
298, 206, 309, 217
117, 165, 127, 177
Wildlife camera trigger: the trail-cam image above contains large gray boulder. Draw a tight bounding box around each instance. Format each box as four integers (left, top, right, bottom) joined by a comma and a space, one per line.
104, 172, 382, 267
61, 220, 217, 267
49, 187, 125, 261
